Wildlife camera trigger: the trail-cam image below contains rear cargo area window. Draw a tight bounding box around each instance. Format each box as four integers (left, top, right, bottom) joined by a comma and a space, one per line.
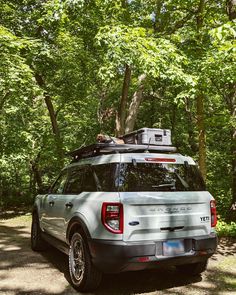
118, 163, 206, 192
92, 164, 119, 192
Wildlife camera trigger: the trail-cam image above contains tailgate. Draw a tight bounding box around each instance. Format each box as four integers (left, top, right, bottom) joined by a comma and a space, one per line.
120, 191, 213, 242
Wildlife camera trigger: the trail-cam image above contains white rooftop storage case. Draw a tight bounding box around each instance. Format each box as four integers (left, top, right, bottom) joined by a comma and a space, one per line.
123, 128, 172, 146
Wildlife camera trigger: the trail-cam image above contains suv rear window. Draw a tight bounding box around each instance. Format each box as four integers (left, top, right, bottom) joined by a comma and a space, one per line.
118, 163, 206, 192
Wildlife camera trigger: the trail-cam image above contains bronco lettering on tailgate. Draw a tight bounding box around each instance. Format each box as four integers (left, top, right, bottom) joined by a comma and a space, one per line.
149, 206, 192, 214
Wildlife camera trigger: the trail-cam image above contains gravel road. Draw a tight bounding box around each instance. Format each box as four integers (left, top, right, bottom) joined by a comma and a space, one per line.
0, 215, 236, 295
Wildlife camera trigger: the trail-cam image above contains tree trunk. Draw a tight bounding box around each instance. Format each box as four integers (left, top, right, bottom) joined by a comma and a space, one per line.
195, 0, 207, 180
170, 103, 177, 135
116, 64, 131, 136
226, 0, 236, 20
196, 93, 207, 180
35, 73, 64, 167
226, 0, 236, 220
44, 94, 60, 138
125, 74, 146, 134
44, 94, 64, 166
230, 126, 236, 216
226, 83, 236, 220
196, 0, 205, 29
185, 98, 198, 153
30, 153, 43, 191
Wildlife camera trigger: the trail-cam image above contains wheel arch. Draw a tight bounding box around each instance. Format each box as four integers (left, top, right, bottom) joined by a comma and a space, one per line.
66, 216, 91, 244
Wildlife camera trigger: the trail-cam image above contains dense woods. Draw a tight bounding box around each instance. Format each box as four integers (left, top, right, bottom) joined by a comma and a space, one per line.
0, 0, 236, 221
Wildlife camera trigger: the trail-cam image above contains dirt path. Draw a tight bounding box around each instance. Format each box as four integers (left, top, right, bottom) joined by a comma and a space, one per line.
0, 215, 236, 295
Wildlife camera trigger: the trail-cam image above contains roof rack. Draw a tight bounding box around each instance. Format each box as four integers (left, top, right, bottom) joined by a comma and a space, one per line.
68, 143, 177, 161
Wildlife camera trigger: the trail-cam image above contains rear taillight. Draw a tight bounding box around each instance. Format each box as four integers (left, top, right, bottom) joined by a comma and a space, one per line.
101, 203, 123, 234
210, 200, 217, 227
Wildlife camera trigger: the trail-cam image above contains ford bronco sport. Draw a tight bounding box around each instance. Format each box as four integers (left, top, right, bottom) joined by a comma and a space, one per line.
31, 129, 217, 292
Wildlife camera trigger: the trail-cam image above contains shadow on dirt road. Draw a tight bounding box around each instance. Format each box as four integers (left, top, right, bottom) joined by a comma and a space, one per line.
0, 218, 236, 295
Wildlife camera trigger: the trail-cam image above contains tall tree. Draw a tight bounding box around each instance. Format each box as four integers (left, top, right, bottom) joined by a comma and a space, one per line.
226, 0, 236, 218
195, 0, 207, 180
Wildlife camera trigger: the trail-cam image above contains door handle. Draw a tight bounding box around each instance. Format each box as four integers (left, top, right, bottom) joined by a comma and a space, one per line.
49, 201, 55, 206
65, 202, 73, 208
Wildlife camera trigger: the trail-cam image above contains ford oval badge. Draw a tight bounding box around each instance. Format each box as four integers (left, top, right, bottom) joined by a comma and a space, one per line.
129, 221, 140, 226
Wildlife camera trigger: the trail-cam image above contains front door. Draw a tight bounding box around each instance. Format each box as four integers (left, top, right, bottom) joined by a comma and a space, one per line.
41, 170, 68, 238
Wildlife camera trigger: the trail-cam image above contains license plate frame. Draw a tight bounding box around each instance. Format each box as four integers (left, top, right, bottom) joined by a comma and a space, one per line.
163, 240, 185, 256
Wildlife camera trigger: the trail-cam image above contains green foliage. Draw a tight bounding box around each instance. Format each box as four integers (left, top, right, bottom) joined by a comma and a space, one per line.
216, 220, 236, 238
97, 26, 186, 78
0, 25, 40, 100
0, 0, 235, 222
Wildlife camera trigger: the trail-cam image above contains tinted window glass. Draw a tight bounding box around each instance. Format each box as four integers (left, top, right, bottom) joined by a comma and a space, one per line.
65, 168, 83, 194
119, 163, 206, 192
93, 164, 119, 191
82, 168, 97, 191
51, 171, 68, 194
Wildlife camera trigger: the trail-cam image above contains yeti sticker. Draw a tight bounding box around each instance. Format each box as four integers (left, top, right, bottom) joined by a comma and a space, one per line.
200, 216, 210, 222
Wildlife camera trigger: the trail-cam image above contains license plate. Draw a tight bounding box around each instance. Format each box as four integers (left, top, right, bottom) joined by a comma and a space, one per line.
163, 240, 184, 256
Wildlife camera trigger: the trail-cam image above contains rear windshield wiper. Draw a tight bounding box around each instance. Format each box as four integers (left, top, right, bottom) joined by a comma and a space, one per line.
152, 183, 175, 188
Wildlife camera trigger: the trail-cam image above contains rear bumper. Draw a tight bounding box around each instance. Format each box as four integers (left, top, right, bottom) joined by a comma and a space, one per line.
88, 233, 217, 273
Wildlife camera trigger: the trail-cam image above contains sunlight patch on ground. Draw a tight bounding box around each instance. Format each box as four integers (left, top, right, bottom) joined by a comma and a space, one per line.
0, 245, 21, 251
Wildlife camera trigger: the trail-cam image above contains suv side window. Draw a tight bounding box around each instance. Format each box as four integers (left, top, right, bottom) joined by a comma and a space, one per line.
65, 166, 97, 194
82, 167, 97, 192
51, 171, 68, 194
65, 168, 83, 194
92, 164, 118, 191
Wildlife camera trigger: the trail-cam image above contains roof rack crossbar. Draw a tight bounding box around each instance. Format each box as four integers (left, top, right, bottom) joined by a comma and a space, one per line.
67, 143, 177, 160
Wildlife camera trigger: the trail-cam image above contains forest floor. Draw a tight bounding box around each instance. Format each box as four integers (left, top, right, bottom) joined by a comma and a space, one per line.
0, 214, 236, 295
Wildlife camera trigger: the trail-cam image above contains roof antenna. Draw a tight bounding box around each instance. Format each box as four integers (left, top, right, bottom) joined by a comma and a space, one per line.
145, 138, 151, 153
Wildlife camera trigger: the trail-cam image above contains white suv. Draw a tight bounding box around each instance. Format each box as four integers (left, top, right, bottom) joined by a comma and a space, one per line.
31, 140, 217, 292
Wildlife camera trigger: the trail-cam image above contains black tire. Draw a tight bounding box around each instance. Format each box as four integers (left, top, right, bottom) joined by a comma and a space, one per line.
69, 232, 102, 292
176, 259, 208, 275
31, 212, 47, 251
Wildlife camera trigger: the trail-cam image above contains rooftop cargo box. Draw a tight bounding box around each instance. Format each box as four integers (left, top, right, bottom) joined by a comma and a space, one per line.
123, 128, 172, 146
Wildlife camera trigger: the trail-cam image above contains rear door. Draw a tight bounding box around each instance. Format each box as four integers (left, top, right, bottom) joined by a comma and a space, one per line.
118, 157, 213, 242
49, 165, 97, 242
